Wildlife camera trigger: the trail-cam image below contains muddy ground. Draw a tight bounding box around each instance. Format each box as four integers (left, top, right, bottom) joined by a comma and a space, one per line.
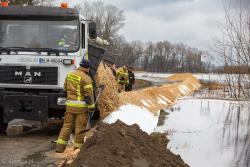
0, 126, 65, 167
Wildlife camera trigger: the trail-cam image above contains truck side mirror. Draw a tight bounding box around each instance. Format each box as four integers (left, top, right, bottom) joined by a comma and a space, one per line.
89, 22, 97, 39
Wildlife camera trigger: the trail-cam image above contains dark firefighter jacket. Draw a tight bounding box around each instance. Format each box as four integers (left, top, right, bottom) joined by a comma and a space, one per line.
128, 71, 135, 85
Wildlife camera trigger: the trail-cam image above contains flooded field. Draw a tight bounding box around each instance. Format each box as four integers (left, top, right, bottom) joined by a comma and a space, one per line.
156, 98, 250, 167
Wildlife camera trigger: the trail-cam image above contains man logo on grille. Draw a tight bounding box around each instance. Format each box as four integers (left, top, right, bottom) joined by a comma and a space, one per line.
14, 71, 42, 77
14, 71, 41, 84
24, 77, 32, 84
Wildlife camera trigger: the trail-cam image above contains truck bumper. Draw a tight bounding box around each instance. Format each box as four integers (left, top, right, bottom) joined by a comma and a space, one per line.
4, 95, 48, 123
0, 90, 66, 123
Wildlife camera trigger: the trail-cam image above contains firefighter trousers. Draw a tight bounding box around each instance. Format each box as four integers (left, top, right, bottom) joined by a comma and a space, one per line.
57, 111, 88, 148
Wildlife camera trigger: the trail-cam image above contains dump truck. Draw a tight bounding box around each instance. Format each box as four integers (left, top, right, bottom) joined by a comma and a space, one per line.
0, 2, 111, 132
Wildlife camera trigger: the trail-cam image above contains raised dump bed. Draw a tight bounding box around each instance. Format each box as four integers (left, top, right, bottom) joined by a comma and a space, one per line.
88, 42, 116, 77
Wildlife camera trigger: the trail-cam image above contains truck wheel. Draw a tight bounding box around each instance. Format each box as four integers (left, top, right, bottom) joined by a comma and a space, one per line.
0, 121, 7, 134
0, 110, 7, 134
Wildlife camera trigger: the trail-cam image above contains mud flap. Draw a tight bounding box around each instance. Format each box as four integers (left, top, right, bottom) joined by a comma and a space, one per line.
3, 95, 48, 123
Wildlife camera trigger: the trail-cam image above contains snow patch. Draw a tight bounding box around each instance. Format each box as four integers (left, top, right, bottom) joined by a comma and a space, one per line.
103, 104, 159, 134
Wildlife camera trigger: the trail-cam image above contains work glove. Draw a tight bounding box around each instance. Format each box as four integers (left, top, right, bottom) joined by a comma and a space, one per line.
84, 96, 92, 105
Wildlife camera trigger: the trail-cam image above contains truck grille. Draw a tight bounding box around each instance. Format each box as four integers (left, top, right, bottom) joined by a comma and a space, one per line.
0, 66, 58, 85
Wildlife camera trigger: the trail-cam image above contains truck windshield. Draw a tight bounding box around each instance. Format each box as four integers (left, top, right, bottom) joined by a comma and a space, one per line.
0, 19, 80, 53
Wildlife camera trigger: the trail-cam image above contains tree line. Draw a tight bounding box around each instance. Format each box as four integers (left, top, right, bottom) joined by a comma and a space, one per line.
115, 40, 204, 73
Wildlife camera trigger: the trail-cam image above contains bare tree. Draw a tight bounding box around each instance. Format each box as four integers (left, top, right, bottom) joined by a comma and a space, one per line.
115, 40, 144, 67
215, 1, 250, 166
76, 1, 125, 42
8, 0, 53, 6
213, 0, 250, 99
32, 0, 53, 6
140, 41, 204, 73
144, 42, 154, 71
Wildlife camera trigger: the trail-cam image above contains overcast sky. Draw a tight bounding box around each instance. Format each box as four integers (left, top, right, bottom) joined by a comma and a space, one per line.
99, 0, 226, 51
62, 0, 249, 52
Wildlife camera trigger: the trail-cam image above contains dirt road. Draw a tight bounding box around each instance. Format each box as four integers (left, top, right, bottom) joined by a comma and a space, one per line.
0, 126, 65, 167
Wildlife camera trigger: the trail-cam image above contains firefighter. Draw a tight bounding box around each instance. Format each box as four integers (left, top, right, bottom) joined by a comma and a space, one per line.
58, 30, 77, 50
55, 59, 95, 153
125, 66, 135, 92
116, 65, 129, 92
58, 29, 68, 47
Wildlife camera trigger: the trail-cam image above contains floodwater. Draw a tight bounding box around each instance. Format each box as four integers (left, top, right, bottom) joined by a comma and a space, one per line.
155, 98, 250, 167
134, 76, 176, 89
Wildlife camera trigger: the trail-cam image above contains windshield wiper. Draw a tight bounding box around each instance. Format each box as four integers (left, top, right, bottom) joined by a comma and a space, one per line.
39, 48, 68, 56
0, 47, 11, 54
0, 47, 41, 54
0, 47, 68, 56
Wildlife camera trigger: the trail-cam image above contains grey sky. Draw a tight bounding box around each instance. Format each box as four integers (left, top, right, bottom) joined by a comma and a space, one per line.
100, 0, 227, 50
61, 0, 235, 51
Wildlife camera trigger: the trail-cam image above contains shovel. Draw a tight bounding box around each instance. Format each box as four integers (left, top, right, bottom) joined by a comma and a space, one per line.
83, 85, 105, 132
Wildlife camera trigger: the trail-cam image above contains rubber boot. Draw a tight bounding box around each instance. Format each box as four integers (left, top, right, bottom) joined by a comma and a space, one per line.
56, 143, 66, 153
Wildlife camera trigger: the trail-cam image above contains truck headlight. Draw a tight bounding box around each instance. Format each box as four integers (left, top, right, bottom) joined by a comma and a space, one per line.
63, 59, 73, 65
57, 97, 66, 105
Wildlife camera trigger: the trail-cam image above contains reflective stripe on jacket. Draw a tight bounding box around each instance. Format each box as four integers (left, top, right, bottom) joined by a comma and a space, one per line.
64, 67, 95, 113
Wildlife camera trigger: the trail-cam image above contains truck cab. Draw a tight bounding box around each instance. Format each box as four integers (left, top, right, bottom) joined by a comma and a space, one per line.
0, 3, 103, 132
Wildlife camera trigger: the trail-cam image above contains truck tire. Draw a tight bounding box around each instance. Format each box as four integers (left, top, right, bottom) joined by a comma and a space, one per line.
0, 109, 7, 134
0, 122, 7, 134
